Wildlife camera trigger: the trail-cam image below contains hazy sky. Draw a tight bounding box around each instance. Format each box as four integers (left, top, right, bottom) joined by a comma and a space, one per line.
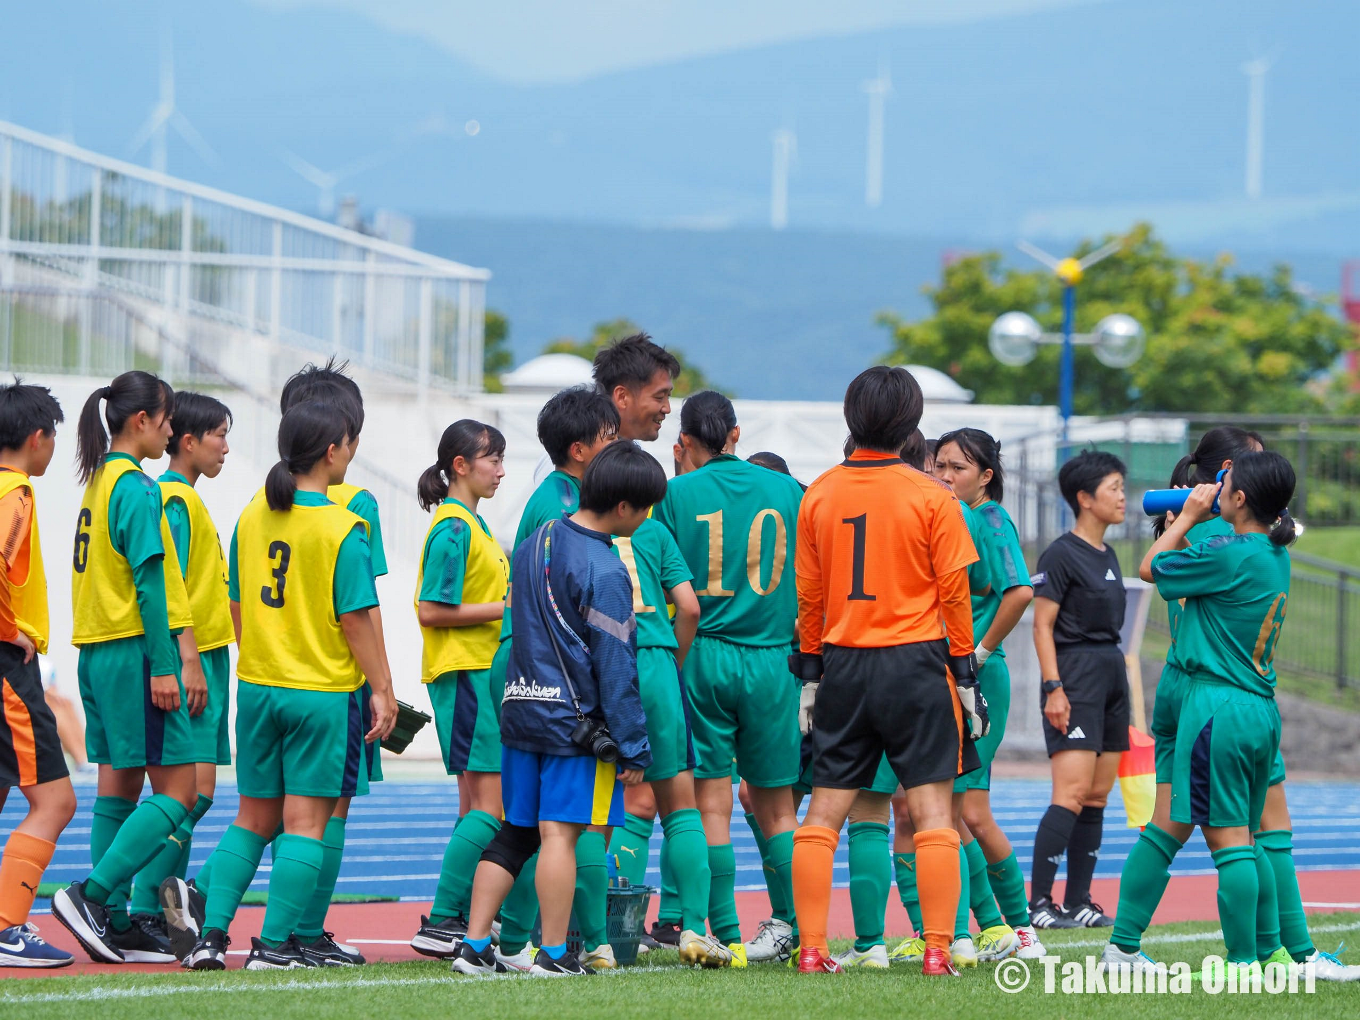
250, 0, 1112, 83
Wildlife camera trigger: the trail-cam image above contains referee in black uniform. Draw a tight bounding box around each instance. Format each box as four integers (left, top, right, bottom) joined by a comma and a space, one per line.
1028, 451, 1130, 930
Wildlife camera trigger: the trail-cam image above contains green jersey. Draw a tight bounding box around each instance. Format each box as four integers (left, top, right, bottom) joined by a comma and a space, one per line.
502, 470, 581, 641
961, 502, 994, 600
970, 500, 1028, 658
1165, 516, 1234, 667
653, 454, 802, 647
1151, 531, 1289, 697
615, 519, 692, 650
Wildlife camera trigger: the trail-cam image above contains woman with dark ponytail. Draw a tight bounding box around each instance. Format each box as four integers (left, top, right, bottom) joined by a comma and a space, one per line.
54, 371, 203, 965
183, 400, 396, 971
411, 421, 512, 944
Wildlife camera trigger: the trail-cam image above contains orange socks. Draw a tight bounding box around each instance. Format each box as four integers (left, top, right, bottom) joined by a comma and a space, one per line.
791, 825, 839, 954
914, 827, 962, 951
0, 831, 56, 928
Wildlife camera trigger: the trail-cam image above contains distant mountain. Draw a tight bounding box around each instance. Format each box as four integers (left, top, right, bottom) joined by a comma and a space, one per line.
2, 0, 1356, 254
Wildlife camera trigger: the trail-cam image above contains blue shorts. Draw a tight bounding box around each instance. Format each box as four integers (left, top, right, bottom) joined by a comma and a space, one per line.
501, 746, 624, 828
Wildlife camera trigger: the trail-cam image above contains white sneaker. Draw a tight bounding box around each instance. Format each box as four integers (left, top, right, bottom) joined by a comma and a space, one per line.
1100, 942, 1166, 975
833, 944, 890, 969
1015, 925, 1047, 960
743, 918, 794, 963
677, 930, 733, 968
496, 944, 536, 972
975, 924, 1019, 962
579, 943, 617, 970
950, 936, 978, 969
1303, 948, 1360, 982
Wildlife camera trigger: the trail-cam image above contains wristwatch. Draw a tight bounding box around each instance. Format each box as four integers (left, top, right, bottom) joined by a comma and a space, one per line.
1040, 679, 1063, 695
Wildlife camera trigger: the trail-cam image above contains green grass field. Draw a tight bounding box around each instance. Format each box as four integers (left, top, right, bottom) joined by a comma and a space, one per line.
7, 913, 1360, 1020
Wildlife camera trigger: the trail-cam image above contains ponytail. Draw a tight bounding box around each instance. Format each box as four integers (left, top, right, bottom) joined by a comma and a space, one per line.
76, 371, 174, 484
1270, 509, 1297, 547
266, 401, 350, 512
418, 419, 506, 512
679, 390, 737, 457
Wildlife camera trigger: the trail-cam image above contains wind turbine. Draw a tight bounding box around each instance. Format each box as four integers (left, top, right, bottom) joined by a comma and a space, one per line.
127, 31, 219, 176
862, 64, 892, 209
1242, 56, 1272, 200
281, 150, 392, 219
770, 128, 796, 230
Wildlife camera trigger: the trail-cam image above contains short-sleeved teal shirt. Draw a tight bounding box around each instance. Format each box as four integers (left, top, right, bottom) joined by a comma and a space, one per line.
228, 491, 378, 617
970, 500, 1029, 657
419, 499, 493, 605
344, 489, 388, 578
616, 519, 692, 650
501, 470, 581, 641
1152, 531, 1289, 697
1165, 515, 1234, 667
961, 502, 994, 598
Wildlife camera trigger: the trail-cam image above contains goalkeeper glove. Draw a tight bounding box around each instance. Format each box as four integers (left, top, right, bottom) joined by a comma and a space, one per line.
949, 653, 990, 741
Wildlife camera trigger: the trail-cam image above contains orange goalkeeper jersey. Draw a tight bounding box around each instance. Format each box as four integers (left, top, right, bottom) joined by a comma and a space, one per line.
796, 449, 977, 653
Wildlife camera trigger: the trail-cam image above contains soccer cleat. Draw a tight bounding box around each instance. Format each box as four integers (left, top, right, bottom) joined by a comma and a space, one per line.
410, 913, 468, 958
528, 947, 589, 977
922, 946, 960, 977
796, 945, 842, 973
0, 923, 74, 968
727, 942, 749, 968
833, 944, 890, 969
677, 930, 733, 968
1192, 958, 1262, 983
642, 920, 682, 950
579, 943, 617, 970
1028, 897, 1080, 929
1099, 942, 1166, 975
244, 935, 318, 971
975, 924, 1019, 962
496, 943, 537, 972
118, 914, 177, 964
950, 936, 978, 969
744, 917, 795, 962
183, 929, 230, 971
1062, 900, 1115, 927
160, 876, 206, 961
297, 932, 366, 966
1303, 947, 1360, 982
52, 882, 124, 964
888, 936, 925, 963
1014, 925, 1047, 960
451, 940, 507, 976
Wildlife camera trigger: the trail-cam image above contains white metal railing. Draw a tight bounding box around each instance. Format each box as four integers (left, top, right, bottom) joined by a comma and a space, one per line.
0, 120, 490, 394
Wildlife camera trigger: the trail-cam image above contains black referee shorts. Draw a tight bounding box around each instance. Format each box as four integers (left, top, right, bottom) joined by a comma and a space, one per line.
810, 639, 979, 792
0, 644, 69, 788
1042, 642, 1130, 757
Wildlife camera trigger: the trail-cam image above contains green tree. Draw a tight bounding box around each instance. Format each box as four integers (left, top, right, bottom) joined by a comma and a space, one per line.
877, 223, 1354, 414
482, 309, 512, 392
543, 318, 719, 396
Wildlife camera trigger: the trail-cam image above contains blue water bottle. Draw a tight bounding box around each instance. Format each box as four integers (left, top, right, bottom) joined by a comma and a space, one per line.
1140, 469, 1227, 516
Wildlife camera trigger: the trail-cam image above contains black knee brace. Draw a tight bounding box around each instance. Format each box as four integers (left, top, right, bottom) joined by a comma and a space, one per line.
480, 822, 541, 877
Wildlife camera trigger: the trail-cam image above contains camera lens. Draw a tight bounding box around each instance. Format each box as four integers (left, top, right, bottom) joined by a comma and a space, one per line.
594, 735, 620, 764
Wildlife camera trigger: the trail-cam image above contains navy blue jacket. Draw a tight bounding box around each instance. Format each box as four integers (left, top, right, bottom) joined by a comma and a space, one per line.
504, 516, 651, 771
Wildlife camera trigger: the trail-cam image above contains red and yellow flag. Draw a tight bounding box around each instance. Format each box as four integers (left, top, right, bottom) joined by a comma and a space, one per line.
1118, 726, 1156, 828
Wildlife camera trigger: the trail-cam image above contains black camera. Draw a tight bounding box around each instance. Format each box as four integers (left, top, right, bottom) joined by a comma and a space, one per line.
571, 716, 620, 764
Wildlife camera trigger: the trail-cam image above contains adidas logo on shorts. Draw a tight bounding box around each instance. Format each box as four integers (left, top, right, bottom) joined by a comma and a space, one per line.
1068, 726, 1086, 739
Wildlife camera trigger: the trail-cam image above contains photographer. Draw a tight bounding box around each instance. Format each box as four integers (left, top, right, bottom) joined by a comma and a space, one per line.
452, 441, 660, 978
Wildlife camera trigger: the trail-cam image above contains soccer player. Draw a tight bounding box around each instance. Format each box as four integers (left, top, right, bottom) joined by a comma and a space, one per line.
412, 421, 510, 954
1028, 451, 1129, 929
53, 372, 199, 965
1133, 453, 1297, 975
791, 366, 985, 977
183, 401, 395, 970
653, 391, 804, 965
128, 393, 234, 960
0, 380, 77, 968
450, 441, 659, 978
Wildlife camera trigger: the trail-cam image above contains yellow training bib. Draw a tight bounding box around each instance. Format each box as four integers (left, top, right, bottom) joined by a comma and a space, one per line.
0, 470, 48, 655
235, 492, 368, 692
416, 500, 509, 678
159, 480, 234, 653
72, 458, 192, 646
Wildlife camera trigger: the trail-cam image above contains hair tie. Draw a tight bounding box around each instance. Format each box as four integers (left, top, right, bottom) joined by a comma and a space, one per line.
100, 386, 113, 398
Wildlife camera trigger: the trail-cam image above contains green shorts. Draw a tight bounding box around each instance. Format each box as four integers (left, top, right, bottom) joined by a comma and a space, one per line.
188, 645, 232, 766
235, 681, 367, 798
1170, 679, 1280, 830
683, 634, 799, 787
359, 682, 383, 786
954, 655, 1011, 793
490, 639, 511, 725
78, 636, 198, 770
638, 646, 695, 782
1151, 661, 1189, 785
428, 667, 502, 775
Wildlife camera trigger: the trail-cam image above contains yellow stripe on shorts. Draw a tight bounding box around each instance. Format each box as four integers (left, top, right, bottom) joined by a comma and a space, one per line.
591, 759, 617, 825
